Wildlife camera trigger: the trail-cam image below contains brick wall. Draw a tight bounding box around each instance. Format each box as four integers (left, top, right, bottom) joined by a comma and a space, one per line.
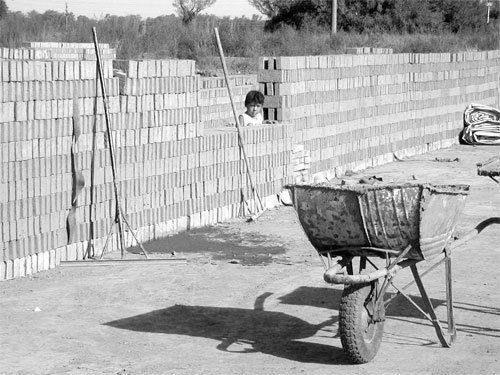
0, 49, 292, 280
259, 51, 500, 176
1, 45, 499, 280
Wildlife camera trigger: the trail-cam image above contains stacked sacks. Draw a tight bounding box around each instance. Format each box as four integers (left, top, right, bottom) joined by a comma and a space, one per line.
461, 103, 500, 145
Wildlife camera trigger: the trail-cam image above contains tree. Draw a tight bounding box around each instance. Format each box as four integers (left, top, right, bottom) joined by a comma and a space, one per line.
264, 0, 330, 31
0, 0, 8, 19
248, 0, 289, 18
173, 0, 217, 24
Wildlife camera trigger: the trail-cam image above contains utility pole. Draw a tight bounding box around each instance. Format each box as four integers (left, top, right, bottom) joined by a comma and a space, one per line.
65, 2, 69, 38
331, 0, 337, 36
486, 2, 492, 24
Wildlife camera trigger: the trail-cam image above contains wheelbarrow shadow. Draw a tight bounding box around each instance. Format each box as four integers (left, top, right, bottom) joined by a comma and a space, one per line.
278, 285, 447, 319
279, 286, 500, 342
105, 292, 348, 364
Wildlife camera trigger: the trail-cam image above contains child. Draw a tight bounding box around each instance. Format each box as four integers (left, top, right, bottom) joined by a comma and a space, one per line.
239, 90, 264, 127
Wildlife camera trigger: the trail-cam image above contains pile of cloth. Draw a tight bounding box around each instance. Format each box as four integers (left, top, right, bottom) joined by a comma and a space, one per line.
461, 103, 500, 145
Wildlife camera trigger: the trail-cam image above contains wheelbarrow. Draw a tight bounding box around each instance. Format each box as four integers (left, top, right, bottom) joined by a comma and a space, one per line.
286, 182, 500, 363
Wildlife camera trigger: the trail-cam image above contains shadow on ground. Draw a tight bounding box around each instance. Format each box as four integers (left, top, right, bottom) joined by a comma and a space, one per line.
105, 302, 345, 364
126, 226, 287, 266
278, 286, 500, 339
277, 286, 447, 319
105, 285, 500, 364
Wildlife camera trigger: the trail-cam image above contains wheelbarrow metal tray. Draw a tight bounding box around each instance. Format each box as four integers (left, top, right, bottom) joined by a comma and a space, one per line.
288, 183, 469, 260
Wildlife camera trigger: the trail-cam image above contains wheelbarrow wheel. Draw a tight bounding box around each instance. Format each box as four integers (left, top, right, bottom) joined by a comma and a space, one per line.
339, 282, 385, 364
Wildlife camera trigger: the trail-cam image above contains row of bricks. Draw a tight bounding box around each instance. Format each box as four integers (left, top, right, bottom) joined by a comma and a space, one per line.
1, 174, 288, 246
1, 138, 292, 186
200, 74, 257, 89
0, 185, 287, 261
67, 170, 289, 221
259, 51, 500, 70
118, 92, 198, 113
265, 89, 496, 121
0, 120, 202, 162
0, 78, 119, 102
119, 76, 200, 96
0, 190, 286, 266
1, 250, 59, 280
299, 114, 461, 142
277, 102, 459, 131
113, 59, 196, 79
263, 81, 496, 109
346, 47, 393, 54
0, 91, 206, 123
0, 179, 291, 247
22, 42, 110, 49
201, 103, 245, 116
259, 72, 496, 95
0, 96, 119, 122
70, 110, 203, 135
287, 113, 473, 146
198, 86, 251, 101
0, 154, 292, 215
0, 151, 291, 219
0, 103, 240, 144
313, 129, 458, 166
258, 58, 500, 80
261, 75, 497, 98
257, 63, 498, 84
295, 115, 468, 152
0, 167, 290, 243
300, 117, 466, 152
0, 122, 290, 163
1, 210, 67, 242
1, 47, 114, 61
0, 59, 114, 82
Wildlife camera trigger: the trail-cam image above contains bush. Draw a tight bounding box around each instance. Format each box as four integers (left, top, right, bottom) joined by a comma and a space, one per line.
0, 6, 498, 75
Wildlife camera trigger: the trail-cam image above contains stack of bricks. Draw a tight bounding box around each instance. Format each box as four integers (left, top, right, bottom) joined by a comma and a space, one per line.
113, 59, 202, 140
290, 144, 311, 183
199, 75, 258, 129
346, 47, 393, 54
140, 123, 293, 239
259, 50, 500, 177
14, 42, 117, 60
1, 50, 294, 280
0, 46, 116, 279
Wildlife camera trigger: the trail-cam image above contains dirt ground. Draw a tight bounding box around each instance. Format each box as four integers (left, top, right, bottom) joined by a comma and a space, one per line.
1, 145, 499, 375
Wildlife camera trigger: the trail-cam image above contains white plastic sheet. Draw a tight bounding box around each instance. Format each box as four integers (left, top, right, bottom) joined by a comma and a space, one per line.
462, 103, 500, 145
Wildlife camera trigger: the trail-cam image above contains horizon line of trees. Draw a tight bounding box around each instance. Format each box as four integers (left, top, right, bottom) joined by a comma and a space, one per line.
0, 0, 498, 63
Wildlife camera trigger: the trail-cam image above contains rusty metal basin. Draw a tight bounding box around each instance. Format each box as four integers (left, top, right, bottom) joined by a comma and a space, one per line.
287, 183, 470, 260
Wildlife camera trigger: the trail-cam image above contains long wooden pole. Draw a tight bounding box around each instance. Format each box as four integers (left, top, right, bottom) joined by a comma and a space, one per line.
213, 27, 264, 213
92, 27, 127, 259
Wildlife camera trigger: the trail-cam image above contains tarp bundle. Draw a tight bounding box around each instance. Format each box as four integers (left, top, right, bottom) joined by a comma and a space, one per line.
461, 103, 500, 145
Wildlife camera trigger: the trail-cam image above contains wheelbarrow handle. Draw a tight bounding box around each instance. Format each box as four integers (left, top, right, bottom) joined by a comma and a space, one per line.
323, 259, 416, 285
449, 217, 500, 252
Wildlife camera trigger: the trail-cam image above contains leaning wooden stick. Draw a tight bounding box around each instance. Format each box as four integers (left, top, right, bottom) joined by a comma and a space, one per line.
214, 27, 265, 216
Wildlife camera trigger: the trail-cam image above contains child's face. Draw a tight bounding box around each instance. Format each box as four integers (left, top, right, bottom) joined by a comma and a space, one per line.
246, 102, 262, 118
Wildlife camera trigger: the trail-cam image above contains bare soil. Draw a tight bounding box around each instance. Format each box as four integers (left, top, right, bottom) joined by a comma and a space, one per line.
1, 145, 499, 375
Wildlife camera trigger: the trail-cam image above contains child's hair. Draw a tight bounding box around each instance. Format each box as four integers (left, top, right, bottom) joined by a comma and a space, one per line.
244, 90, 265, 106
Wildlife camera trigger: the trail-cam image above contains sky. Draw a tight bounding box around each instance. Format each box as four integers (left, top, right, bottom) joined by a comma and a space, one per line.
6, 0, 262, 19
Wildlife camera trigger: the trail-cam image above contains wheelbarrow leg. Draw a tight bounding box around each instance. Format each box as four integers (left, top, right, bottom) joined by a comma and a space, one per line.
444, 251, 457, 344
410, 263, 455, 347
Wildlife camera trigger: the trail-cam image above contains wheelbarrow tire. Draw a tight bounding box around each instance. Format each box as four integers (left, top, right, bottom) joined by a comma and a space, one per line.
339, 282, 385, 364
